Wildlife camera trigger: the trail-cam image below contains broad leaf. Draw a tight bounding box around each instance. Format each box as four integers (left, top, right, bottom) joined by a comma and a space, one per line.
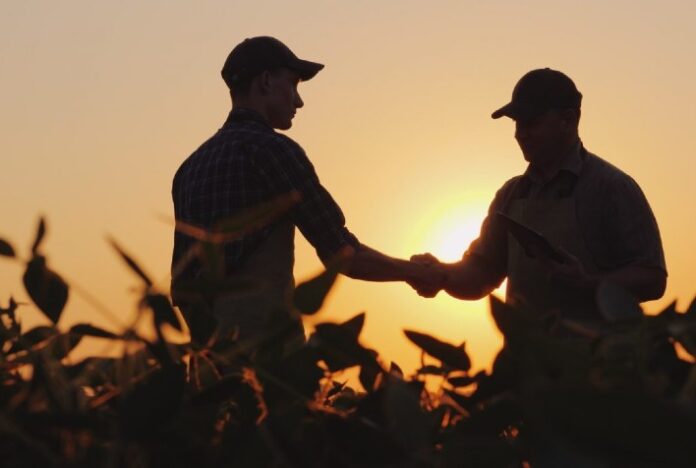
404, 330, 470, 371
293, 251, 349, 315
143, 293, 182, 332
70, 323, 119, 339
0, 238, 15, 257
9, 325, 58, 354
45, 332, 83, 361
389, 361, 404, 378
22, 256, 69, 324
489, 294, 523, 337
31, 217, 46, 255
311, 313, 375, 372
108, 237, 153, 287
416, 364, 448, 376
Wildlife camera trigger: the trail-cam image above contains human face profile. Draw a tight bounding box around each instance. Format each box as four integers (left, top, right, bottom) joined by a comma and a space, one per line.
514, 110, 567, 167
265, 68, 304, 130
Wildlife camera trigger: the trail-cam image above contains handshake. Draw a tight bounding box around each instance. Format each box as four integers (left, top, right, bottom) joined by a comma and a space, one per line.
407, 253, 448, 298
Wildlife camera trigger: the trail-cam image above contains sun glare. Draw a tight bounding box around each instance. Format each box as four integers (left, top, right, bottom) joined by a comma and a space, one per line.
413, 202, 489, 263
427, 218, 482, 262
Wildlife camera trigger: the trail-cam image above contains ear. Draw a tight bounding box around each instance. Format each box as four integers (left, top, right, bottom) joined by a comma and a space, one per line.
256, 70, 273, 96
560, 108, 579, 131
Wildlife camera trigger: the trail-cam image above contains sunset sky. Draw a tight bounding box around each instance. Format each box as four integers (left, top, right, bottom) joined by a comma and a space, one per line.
1, 1, 694, 375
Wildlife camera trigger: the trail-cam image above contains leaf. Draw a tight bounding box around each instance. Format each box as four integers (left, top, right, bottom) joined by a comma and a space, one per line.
416, 364, 448, 376
108, 237, 153, 287
326, 380, 347, 399
686, 296, 696, 318
9, 325, 58, 353
384, 379, 433, 452
70, 323, 119, 339
0, 238, 15, 257
116, 364, 186, 439
173, 192, 300, 244
489, 294, 523, 337
359, 359, 383, 392
177, 301, 219, 345
404, 330, 471, 371
191, 375, 244, 406
31, 217, 46, 255
389, 361, 404, 378
657, 300, 679, 319
143, 293, 182, 332
171, 275, 261, 304
45, 332, 83, 361
22, 256, 69, 324
341, 311, 365, 338
310, 313, 376, 372
293, 251, 349, 315
447, 375, 477, 387
596, 281, 643, 322
531, 386, 696, 465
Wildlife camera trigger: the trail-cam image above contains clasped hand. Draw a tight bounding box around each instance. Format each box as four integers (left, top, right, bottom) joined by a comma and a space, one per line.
408, 253, 447, 298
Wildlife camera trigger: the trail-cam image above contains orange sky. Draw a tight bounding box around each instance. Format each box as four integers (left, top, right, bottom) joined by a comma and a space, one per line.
1, 1, 695, 376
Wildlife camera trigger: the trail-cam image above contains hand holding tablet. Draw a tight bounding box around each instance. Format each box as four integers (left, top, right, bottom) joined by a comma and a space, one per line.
496, 212, 566, 264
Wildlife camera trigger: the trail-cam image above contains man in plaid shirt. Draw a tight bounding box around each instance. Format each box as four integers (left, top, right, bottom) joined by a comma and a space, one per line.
172, 37, 438, 343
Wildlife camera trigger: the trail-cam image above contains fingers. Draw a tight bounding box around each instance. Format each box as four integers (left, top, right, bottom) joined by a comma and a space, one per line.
410, 252, 439, 265
408, 260, 447, 298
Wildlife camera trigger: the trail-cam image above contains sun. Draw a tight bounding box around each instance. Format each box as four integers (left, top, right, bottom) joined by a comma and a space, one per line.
410, 201, 489, 263
425, 217, 482, 262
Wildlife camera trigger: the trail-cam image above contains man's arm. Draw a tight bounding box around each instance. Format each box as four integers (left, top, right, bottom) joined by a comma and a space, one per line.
542, 249, 666, 302
260, 138, 440, 288
343, 245, 444, 288
409, 253, 503, 300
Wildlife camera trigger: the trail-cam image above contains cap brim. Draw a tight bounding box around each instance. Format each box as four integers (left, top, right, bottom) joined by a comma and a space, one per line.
292, 59, 324, 81
491, 102, 545, 121
491, 102, 514, 119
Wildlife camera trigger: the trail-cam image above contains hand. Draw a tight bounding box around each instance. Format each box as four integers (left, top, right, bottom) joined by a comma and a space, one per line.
408, 253, 446, 298
538, 247, 592, 291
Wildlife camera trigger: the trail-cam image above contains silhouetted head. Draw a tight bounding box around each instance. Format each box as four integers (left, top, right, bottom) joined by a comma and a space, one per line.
221, 37, 324, 130
492, 68, 582, 166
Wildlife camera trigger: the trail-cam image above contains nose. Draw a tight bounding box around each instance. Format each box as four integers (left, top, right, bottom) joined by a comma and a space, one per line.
295, 92, 304, 109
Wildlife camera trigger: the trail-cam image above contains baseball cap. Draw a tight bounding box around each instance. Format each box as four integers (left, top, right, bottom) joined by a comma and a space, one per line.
492, 68, 582, 121
221, 36, 324, 89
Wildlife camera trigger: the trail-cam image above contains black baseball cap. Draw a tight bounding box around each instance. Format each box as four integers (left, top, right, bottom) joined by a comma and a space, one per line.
221, 36, 324, 89
492, 68, 582, 121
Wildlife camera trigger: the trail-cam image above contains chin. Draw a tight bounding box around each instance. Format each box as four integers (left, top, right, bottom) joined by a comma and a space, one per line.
274, 120, 293, 130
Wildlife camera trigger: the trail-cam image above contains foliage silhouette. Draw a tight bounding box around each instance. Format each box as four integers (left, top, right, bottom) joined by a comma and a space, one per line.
0, 216, 695, 467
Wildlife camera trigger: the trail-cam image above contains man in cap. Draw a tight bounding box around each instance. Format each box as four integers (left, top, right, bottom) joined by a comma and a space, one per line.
410, 68, 666, 322
171, 37, 438, 345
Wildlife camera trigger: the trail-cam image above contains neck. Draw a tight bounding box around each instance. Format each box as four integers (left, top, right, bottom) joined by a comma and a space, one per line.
232, 97, 269, 124
530, 138, 580, 180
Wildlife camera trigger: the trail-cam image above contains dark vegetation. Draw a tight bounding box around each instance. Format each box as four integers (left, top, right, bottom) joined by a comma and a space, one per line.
1, 216, 696, 467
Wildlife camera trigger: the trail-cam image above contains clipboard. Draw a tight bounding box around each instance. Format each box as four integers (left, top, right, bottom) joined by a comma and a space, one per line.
496, 211, 566, 264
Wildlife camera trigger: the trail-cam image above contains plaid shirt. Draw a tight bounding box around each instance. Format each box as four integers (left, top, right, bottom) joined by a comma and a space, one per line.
171, 108, 359, 281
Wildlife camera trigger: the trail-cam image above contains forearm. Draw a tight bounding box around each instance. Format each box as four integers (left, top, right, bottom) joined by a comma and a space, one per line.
441, 259, 500, 300
343, 244, 426, 283
577, 265, 667, 302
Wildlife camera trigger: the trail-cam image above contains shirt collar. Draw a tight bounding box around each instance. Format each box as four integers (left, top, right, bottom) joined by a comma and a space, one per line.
223, 107, 271, 129
524, 140, 584, 184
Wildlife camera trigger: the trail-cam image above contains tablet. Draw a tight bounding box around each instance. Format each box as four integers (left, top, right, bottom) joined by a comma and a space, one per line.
496, 211, 565, 264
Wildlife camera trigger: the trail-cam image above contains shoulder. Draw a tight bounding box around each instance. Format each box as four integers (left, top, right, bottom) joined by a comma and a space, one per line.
580, 150, 648, 200
490, 174, 527, 210
257, 132, 316, 175
261, 131, 306, 158
582, 151, 638, 186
